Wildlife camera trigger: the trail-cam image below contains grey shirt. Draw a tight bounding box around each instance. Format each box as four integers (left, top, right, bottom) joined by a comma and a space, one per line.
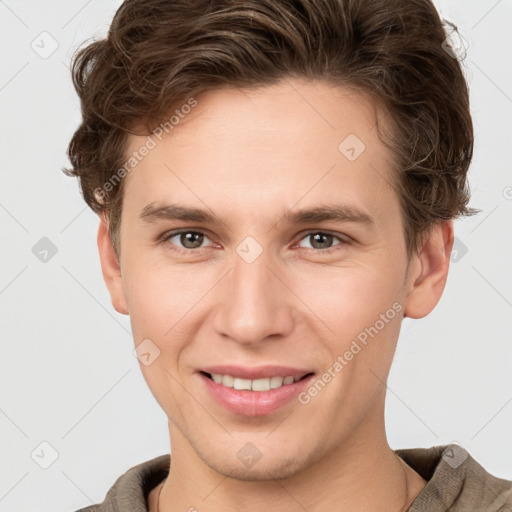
75, 444, 512, 511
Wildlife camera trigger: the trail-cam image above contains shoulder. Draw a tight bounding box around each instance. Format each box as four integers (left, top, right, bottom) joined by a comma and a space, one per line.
73, 454, 170, 512
396, 443, 512, 512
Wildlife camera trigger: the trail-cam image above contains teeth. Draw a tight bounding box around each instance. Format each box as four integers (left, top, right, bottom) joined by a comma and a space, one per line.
270, 376, 283, 389
209, 373, 304, 391
233, 377, 252, 390
252, 378, 271, 391
221, 375, 234, 387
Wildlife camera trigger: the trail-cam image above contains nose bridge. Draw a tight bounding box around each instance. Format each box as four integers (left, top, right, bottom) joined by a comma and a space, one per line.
212, 238, 294, 344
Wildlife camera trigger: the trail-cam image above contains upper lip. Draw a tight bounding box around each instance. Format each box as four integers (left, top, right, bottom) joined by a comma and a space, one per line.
199, 365, 314, 380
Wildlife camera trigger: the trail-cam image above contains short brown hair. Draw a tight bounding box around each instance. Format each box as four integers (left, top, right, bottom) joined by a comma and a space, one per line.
64, 0, 477, 258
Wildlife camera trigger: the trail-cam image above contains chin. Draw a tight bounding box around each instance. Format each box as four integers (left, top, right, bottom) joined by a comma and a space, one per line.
202, 451, 308, 481
218, 463, 302, 482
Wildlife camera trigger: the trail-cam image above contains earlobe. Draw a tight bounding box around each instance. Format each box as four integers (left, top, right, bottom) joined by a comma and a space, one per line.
403, 220, 454, 319
97, 212, 129, 315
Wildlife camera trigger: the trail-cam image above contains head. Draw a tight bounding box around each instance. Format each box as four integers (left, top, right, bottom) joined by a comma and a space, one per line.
65, 0, 476, 480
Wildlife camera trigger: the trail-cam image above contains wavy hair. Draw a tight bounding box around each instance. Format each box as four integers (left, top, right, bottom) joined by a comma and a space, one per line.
64, 0, 477, 257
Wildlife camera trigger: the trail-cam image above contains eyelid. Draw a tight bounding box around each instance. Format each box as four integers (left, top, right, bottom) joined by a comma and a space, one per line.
296, 229, 352, 243
293, 229, 352, 252
160, 228, 217, 251
160, 228, 352, 254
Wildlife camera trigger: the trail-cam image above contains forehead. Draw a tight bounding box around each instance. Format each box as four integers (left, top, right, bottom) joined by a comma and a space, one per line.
122, 79, 398, 225
139, 80, 387, 154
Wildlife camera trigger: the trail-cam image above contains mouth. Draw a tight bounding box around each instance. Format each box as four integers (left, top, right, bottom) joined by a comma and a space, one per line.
197, 368, 316, 416
199, 370, 315, 392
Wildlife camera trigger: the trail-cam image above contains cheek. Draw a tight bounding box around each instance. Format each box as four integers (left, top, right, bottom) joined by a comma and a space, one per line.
123, 264, 202, 413
290, 261, 404, 337
123, 261, 203, 335
123, 240, 406, 346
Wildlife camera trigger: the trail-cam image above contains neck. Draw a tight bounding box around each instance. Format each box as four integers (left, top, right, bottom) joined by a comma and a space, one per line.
153, 405, 427, 512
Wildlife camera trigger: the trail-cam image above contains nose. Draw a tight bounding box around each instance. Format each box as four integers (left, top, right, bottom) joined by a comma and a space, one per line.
211, 243, 295, 346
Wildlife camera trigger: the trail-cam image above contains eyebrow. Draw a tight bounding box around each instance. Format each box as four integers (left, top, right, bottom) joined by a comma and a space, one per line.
139, 202, 374, 226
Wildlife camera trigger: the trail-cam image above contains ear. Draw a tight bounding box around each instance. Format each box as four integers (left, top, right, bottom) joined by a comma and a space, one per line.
97, 212, 128, 315
403, 220, 454, 319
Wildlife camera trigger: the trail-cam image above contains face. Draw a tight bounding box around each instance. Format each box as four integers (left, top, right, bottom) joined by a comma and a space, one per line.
99, 79, 450, 480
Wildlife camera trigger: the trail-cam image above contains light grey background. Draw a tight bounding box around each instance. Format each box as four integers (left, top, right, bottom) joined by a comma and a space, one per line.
0, 1, 511, 511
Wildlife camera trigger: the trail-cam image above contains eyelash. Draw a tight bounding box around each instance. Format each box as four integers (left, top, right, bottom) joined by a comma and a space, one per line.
159, 229, 351, 255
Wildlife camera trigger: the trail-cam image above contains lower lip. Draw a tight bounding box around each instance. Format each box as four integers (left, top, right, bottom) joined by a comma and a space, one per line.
198, 372, 315, 416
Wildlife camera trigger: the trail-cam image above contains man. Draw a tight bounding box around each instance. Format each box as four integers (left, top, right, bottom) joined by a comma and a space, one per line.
64, 0, 512, 510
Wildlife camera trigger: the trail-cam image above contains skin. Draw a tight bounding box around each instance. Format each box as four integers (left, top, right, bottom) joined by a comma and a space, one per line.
98, 78, 453, 512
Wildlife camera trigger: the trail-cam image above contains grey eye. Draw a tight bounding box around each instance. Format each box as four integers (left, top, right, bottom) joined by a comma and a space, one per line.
298, 232, 340, 250
167, 231, 208, 249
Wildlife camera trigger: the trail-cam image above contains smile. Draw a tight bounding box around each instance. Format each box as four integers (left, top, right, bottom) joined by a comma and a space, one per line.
198, 370, 316, 416
203, 372, 312, 392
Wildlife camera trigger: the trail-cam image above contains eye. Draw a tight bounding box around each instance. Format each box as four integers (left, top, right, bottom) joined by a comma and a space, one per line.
161, 230, 214, 251
296, 231, 349, 252
160, 229, 350, 254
